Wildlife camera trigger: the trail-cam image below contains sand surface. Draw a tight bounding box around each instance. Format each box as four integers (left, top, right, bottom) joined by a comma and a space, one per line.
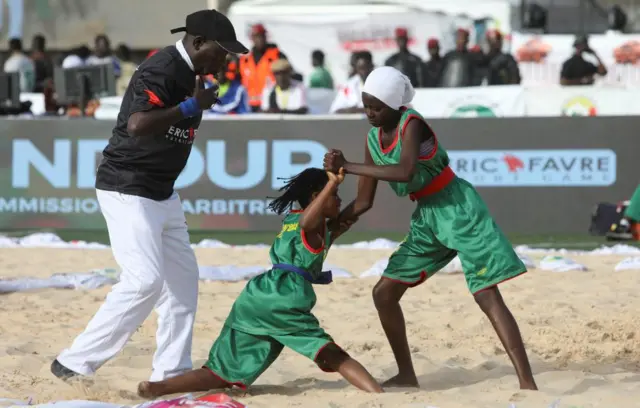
1, 247, 639, 408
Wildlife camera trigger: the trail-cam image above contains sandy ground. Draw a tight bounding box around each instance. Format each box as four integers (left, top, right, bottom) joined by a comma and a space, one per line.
1, 247, 639, 408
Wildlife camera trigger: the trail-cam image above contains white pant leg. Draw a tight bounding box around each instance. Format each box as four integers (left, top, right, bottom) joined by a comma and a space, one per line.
57, 190, 167, 375
149, 193, 199, 381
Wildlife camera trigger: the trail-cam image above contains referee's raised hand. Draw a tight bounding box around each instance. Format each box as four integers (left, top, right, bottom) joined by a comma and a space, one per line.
194, 77, 219, 110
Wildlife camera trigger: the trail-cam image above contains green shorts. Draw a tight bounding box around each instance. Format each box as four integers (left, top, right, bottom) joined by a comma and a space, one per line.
624, 184, 640, 222
383, 177, 527, 294
203, 325, 341, 388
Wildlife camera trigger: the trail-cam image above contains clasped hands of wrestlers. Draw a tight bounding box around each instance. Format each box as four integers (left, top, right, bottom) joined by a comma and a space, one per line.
324, 149, 357, 236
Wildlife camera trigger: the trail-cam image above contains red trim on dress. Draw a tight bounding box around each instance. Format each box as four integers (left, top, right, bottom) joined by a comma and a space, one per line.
301, 227, 325, 254
290, 209, 303, 213
202, 366, 248, 390
381, 270, 428, 287
472, 270, 528, 295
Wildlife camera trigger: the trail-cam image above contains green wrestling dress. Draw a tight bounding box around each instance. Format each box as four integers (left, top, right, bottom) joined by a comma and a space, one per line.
367, 108, 526, 294
204, 210, 341, 388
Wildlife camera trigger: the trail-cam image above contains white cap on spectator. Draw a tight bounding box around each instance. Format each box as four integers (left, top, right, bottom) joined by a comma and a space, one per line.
362, 66, 415, 110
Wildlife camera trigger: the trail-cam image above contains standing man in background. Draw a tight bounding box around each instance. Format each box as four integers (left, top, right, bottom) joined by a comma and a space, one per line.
384, 27, 424, 88
484, 30, 521, 85
560, 35, 607, 86
240, 24, 288, 112
51, 9, 248, 382
423, 38, 443, 88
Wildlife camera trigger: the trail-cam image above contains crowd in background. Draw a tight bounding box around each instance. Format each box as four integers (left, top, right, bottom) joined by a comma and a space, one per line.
1, 23, 610, 116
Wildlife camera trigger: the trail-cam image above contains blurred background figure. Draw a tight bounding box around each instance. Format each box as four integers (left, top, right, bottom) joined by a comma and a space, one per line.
61, 45, 91, 69
115, 44, 137, 96
240, 23, 288, 112
30, 34, 53, 92
385, 27, 424, 87
309, 49, 333, 89
0, 0, 23, 40
560, 35, 607, 86
87, 34, 121, 77
210, 57, 251, 115
440, 28, 481, 87
261, 58, 308, 114
423, 38, 443, 88
3, 37, 34, 92
485, 30, 521, 85
330, 51, 373, 114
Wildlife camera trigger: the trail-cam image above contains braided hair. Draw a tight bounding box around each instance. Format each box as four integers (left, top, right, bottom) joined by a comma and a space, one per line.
268, 168, 329, 215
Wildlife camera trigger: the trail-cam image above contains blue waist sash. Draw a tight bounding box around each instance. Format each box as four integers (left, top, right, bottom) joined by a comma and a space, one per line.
272, 263, 333, 285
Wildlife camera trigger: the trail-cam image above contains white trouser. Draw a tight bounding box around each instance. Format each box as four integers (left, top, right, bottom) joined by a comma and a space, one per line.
57, 189, 199, 381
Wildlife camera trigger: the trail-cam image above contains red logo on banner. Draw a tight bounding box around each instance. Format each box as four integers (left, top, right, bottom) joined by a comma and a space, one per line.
503, 154, 525, 172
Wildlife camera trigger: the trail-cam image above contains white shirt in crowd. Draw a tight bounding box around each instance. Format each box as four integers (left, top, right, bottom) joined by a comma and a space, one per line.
261, 80, 308, 112
329, 74, 364, 113
61, 55, 87, 69
3, 53, 35, 92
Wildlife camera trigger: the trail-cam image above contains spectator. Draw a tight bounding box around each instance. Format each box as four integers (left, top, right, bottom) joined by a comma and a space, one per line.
423, 38, 443, 88
330, 51, 373, 114
87, 34, 121, 77
240, 23, 289, 112
485, 30, 521, 85
3, 37, 35, 92
384, 27, 424, 87
61, 45, 91, 69
261, 59, 308, 114
115, 44, 137, 96
560, 35, 607, 86
210, 57, 250, 115
440, 28, 481, 87
308, 50, 334, 89
29, 34, 53, 92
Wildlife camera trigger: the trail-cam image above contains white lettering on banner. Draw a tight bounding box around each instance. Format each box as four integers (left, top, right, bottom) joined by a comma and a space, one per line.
11, 139, 328, 190
0, 197, 276, 216
449, 149, 616, 187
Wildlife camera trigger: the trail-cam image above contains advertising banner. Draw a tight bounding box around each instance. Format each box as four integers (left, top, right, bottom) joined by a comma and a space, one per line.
0, 118, 637, 234
412, 85, 526, 118
524, 87, 640, 117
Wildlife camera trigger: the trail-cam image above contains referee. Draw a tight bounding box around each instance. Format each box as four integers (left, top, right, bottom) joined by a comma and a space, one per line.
51, 10, 248, 382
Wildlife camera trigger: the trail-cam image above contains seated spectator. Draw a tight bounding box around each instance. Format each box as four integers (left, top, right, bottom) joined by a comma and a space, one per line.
30, 34, 53, 92
485, 30, 521, 85
261, 59, 308, 114
87, 34, 121, 77
385, 27, 424, 87
309, 50, 334, 89
115, 44, 137, 96
560, 35, 607, 86
330, 51, 373, 114
61, 45, 91, 69
440, 28, 482, 87
3, 37, 35, 92
423, 38, 443, 87
210, 57, 250, 115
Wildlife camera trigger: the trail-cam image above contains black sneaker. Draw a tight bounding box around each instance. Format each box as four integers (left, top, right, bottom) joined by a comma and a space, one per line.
51, 359, 81, 381
606, 222, 634, 241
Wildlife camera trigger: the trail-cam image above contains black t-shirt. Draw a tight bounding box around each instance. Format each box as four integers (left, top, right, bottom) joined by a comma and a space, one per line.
95, 45, 201, 201
385, 51, 425, 87
561, 54, 598, 81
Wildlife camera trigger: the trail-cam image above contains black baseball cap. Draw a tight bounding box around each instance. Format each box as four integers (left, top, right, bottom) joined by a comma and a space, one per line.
170, 10, 248, 55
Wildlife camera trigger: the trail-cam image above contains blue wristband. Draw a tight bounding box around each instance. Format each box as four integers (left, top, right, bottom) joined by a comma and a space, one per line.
179, 97, 201, 117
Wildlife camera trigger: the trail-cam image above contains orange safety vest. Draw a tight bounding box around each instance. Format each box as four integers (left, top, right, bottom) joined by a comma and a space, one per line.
239, 47, 280, 107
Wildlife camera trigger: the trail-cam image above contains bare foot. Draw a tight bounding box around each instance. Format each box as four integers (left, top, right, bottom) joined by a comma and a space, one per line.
382, 374, 419, 388
137, 381, 161, 399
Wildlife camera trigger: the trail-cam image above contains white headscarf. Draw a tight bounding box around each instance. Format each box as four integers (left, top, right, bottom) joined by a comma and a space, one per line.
362, 66, 415, 110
